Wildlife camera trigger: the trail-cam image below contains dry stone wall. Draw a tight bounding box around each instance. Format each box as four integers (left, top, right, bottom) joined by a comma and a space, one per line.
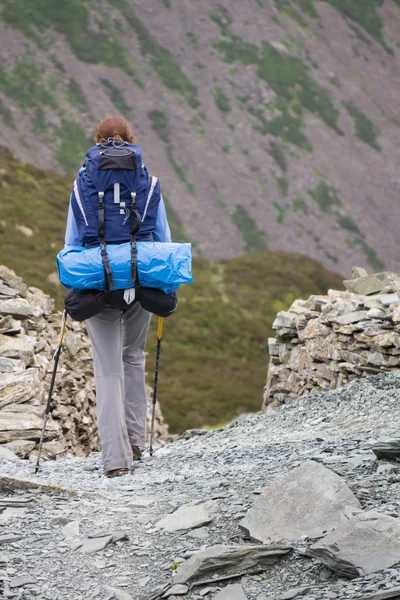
263, 267, 400, 411
0, 266, 169, 459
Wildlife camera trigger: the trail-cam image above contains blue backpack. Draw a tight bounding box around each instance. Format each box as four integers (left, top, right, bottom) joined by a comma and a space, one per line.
70, 137, 161, 290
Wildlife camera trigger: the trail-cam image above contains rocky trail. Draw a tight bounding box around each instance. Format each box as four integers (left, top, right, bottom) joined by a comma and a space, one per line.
1, 372, 400, 600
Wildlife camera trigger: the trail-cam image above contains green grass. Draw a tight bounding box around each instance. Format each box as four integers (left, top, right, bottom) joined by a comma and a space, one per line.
273, 201, 286, 223
292, 197, 308, 214
329, 77, 341, 88
275, 0, 310, 29
309, 180, 342, 212
270, 143, 287, 172
1, 0, 133, 73
149, 108, 171, 143
0, 149, 344, 431
101, 79, 131, 118
0, 98, 15, 127
361, 241, 384, 271
0, 55, 58, 112
222, 144, 230, 153
32, 107, 47, 133
342, 101, 381, 151
232, 206, 267, 252
323, 0, 388, 51
277, 177, 289, 196
337, 213, 361, 234
55, 120, 92, 172
66, 78, 88, 112
110, 0, 199, 108
215, 87, 231, 113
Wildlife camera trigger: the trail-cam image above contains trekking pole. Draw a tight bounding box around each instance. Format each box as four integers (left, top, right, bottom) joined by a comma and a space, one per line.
150, 317, 163, 456
35, 309, 68, 474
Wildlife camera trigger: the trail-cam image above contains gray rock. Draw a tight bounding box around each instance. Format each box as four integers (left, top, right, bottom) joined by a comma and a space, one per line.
278, 588, 311, 600
0, 533, 22, 544
352, 267, 369, 279
372, 439, 400, 460
0, 300, 39, 320
156, 499, 219, 532
309, 511, 400, 578
331, 311, 370, 326
162, 584, 189, 597
104, 586, 134, 600
0, 446, 19, 461
174, 544, 291, 584
240, 461, 359, 542
4, 440, 35, 458
77, 531, 128, 554
213, 584, 248, 600
358, 588, 400, 600
61, 520, 80, 539
343, 276, 386, 296
0, 267, 28, 297
9, 575, 37, 589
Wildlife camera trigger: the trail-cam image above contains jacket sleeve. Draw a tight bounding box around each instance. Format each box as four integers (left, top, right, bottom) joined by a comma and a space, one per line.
153, 194, 172, 243
65, 194, 83, 247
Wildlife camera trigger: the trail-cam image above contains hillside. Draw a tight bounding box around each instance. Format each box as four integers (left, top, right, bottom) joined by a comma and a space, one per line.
0, 0, 400, 274
0, 150, 343, 432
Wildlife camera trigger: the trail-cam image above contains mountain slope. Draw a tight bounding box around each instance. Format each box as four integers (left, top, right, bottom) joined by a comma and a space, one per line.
0, 149, 343, 431
0, 0, 400, 274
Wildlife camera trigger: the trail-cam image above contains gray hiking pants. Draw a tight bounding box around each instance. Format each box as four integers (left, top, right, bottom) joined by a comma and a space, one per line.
86, 302, 151, 472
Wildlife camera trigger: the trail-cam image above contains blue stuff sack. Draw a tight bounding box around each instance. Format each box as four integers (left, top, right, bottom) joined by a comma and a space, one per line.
57, 242, 193, 293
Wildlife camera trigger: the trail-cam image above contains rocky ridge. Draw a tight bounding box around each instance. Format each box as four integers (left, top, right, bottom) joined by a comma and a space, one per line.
1, 371, 400, 599
0, 266, 169, 459
264, 267, 400, 410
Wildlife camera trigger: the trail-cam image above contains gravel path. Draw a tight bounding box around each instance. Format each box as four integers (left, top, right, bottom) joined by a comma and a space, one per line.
1, 372, 400, 600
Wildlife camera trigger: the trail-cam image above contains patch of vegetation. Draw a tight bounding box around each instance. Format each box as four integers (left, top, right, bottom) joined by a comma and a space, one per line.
214, 87, 231, 113
167, 149, 186, 183
163, 0, 172, 7
231, 206, 267, 252
292, 197, 308, 214
49, 54, 66, 72
273, 201, 286, 223
148, 108, 170, 143
0, 99, 15, 128
275, 0, 310, 29
67, 78, 88, 112
187, 32, 198, 44
309, 180, 342, 212
337, 213, 361, 234
211, 13, 340, 148
270, 143, 287, 171
276, 177, 289, 196
342, 100, 381, 151
222, 144, 230, 153
110, 0, 199, 107
134, 76, 145, 90
101, 79, 131, 118
361, 241, 384, 271
329, 77, 341, 88
187, 183, 196, 196
32, 107, 47, 133
0, 55, 58, 112
55, 119, 92, 172
1, 0, 133, 73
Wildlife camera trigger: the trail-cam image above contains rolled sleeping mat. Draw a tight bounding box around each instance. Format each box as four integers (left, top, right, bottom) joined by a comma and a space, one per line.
57, 241, 193, 293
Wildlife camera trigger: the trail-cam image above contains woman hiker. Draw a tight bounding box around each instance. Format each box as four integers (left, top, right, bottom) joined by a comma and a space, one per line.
64, 116, 171, 478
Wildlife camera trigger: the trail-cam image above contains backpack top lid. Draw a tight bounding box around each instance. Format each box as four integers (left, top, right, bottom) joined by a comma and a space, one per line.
85, 138, 144, 184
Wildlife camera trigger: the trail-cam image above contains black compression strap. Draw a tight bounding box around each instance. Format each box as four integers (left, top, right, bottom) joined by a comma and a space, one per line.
130, 192, 142, 285
98, 192, 115, 291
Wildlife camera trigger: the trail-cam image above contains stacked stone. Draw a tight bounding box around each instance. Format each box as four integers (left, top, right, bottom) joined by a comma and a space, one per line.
0, 266, 169, 459
263, 267, 400, 411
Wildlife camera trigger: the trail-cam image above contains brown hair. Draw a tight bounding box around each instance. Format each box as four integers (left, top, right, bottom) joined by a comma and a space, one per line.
94, 116, 136, 144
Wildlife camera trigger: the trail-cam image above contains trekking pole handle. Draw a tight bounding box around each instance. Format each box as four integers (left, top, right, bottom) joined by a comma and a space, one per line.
157, 317, 163, 340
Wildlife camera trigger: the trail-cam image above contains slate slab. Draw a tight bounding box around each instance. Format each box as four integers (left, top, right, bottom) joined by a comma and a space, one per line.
372, 439, 400, 460
308, 511, 400, 578
0, 533, 22, 544
104, 586, 134, 600
240, 461, 359, 543
174, 544, 291, 584
156, 499, 219, 532
77, 531, 128, 554
213, 583, 248, 599
359, 587, 400, 600
9, 575, 37, 589
0, 446, 19, 461
162, 584, 189, 597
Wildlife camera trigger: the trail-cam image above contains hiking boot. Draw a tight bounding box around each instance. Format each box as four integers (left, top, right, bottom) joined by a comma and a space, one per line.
132, 446, 142, 461
104, 468, 130, 478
